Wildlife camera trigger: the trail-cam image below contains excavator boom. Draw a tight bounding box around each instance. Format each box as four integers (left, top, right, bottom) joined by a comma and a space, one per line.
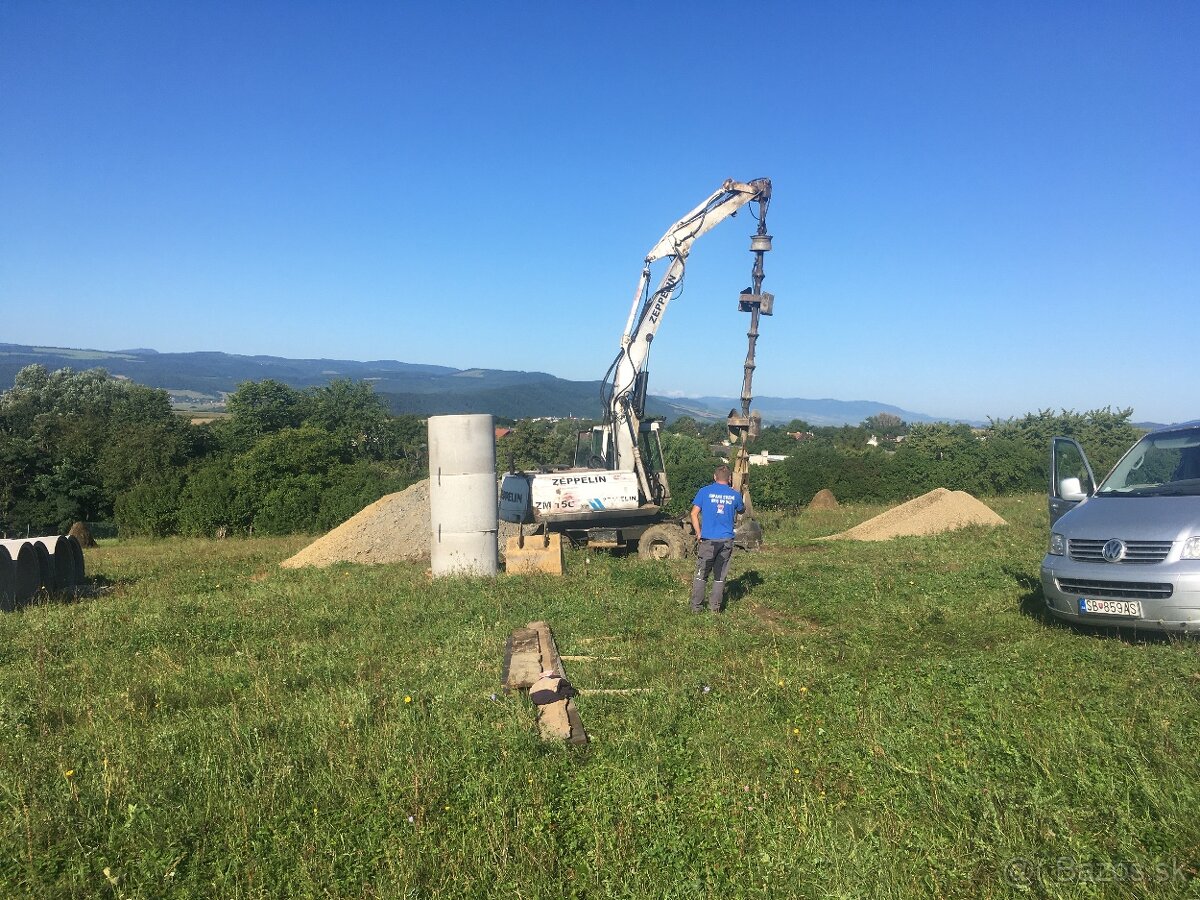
499, 177, 775, 558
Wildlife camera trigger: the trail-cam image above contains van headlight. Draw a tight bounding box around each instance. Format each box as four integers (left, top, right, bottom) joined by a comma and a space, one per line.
1049, 533, 1066, 556
1182, 537, 1200, 559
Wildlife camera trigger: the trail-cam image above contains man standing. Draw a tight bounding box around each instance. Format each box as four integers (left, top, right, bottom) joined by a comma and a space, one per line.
689, 465, 745, 613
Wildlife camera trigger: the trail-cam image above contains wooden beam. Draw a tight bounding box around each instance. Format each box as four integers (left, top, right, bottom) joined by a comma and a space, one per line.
503, 621, 588, 745
501, 627, 542, 692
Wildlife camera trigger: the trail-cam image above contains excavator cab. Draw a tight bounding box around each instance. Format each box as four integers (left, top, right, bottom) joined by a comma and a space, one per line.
638, 421, 671, 507
572, 422, 669, 507
575, 426, 612, 469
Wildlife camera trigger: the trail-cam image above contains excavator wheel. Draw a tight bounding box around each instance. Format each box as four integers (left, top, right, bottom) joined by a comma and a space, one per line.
637, 524, 691, 561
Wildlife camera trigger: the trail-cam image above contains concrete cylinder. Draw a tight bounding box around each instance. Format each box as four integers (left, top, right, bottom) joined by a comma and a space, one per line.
34, 536, 77, 593
0, 541, 40, 607
0, 546, 14, 612
27, 541, 51, 594
428, 414, 498, 577
65, 533, 86, 584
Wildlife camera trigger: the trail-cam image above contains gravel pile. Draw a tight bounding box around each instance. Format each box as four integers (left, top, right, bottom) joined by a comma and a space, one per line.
828, 488, 1006, 541
280, 479, 523, 569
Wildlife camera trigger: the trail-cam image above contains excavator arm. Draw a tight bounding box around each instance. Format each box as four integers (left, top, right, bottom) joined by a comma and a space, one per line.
605, 178, 772, 499
499, 176, 775, 555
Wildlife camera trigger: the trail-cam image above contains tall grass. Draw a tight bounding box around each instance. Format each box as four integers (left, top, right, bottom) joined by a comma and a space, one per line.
1, 497, 1196, 897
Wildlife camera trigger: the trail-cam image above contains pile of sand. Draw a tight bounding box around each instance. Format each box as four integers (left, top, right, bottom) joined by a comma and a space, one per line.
281, 479, 523, 569
808, 489, 839, 509
828, 488, 1005, 542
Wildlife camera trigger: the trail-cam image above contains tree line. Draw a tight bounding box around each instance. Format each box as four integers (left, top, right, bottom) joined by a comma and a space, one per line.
1, 364, 1144, 536
492, 407, 1142, 517
0, 366, 425, 537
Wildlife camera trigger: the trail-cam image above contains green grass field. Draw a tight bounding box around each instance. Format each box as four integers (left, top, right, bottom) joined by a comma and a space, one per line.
2, 496, 1197, 898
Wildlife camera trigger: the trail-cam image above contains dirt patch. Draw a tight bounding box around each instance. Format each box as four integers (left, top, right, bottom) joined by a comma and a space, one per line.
763, 542, 830, 556
280, 479, 523, 569
745, 601, 823, 635
808, 489, 839, 509
827, 488, 1006, 542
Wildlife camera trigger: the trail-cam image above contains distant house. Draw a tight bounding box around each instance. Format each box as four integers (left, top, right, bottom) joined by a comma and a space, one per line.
748, 450, 788, 466
495, 427, 512, 440
788, 431, 814, 442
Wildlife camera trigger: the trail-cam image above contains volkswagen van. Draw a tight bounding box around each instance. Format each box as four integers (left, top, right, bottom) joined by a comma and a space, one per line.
1040, 421, 1200, 633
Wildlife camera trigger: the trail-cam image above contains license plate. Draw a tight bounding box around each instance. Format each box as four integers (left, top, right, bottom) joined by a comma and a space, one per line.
1078, 598, 1143, 617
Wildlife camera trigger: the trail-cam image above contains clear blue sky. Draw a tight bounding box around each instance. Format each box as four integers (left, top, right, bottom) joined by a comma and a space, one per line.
2, 1, 1196, 423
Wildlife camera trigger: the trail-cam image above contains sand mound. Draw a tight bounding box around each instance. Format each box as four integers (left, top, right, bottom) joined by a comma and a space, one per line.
829, 488, 1005, 542
808, 489, 839, 509
281, 478, 523, 569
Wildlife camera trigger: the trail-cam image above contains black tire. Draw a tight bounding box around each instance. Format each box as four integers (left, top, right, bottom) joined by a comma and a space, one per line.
637, 524, 690, 560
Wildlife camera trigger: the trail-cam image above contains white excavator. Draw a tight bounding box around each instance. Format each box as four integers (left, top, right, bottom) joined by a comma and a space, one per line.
499, 177, 774, 559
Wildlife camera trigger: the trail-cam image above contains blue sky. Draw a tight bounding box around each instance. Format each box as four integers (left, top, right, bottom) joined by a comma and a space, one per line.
1, 2, 1196, 423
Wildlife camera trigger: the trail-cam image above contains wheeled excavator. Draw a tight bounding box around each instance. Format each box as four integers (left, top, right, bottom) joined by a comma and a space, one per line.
499, 177, 774, 559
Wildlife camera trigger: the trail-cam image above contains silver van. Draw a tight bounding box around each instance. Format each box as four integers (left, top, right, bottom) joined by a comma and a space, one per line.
1040, 421, 1200, 633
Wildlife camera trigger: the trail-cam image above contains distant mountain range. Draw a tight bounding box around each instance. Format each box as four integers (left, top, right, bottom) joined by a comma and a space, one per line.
0, 343, 947, 426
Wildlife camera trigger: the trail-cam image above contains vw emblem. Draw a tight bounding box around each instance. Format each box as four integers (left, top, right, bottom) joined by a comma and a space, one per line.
1102, 539, 1125, 563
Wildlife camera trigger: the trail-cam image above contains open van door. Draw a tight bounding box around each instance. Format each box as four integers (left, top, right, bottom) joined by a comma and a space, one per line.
1049, 437, 1096, 526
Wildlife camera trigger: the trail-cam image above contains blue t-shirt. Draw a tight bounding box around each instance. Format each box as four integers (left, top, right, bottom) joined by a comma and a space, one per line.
692, 482, 745, 540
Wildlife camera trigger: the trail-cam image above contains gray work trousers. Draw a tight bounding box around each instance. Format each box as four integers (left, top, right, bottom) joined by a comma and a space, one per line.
691, 539, 734, 611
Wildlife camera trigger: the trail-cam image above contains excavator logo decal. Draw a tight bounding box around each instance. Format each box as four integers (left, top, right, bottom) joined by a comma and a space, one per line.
647, 276, 678, 325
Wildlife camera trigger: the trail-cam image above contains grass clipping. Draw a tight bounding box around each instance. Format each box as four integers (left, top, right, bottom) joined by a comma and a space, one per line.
280, 478, 521, 569
827, 488, 1006, 541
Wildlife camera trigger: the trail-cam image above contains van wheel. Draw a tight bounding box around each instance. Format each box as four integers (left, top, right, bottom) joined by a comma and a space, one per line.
637, 524, 689, 560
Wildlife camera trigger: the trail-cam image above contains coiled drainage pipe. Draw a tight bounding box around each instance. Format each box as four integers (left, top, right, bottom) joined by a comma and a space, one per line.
0, 540, 42, 608
0, 535, 85, 607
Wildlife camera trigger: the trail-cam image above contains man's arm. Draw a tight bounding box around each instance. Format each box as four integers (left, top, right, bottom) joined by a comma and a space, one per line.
690, 504, 702, 537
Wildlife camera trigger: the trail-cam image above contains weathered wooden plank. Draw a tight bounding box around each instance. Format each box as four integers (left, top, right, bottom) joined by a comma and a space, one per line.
501, 621, 590, 744
527, 620, 587, 745
529, 620, 562, 676
502, 627, 542, 691
536, 699, 574, 741
560, 655, 622, 662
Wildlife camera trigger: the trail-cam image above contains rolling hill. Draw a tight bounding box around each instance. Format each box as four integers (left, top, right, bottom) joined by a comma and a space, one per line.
0, 343, 943, 425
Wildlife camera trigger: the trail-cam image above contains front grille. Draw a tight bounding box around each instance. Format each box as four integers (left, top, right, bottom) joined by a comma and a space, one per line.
1056, 577, 1174, 601
1069, 539, 1173, 564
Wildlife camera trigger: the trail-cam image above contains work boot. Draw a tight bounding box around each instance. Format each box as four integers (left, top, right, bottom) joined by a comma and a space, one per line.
708, 579, 725, 613
690, 578, 707, 612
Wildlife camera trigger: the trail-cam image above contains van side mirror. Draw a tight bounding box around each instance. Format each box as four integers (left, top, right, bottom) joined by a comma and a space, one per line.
1059, 476, 1087, 502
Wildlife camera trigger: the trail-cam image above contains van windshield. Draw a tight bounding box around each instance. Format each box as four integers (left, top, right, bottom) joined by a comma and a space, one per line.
1097, 426, 1200, 497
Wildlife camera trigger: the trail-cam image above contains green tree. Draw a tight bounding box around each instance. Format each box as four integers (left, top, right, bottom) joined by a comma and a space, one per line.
114, 473, 183, 537
666, 415, 701, 437
177, 461, 247, 536
863, 412, 907, 439
0, 365, 185, 531
659, 432, 725, 516
233, 425, 344, 532
497, 419, 578, 471
304, 380, 394, 460
751, 425, 802, 455
987, 408, 1140, 486
220, 380, 307, 452
747, 463, 796, 509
